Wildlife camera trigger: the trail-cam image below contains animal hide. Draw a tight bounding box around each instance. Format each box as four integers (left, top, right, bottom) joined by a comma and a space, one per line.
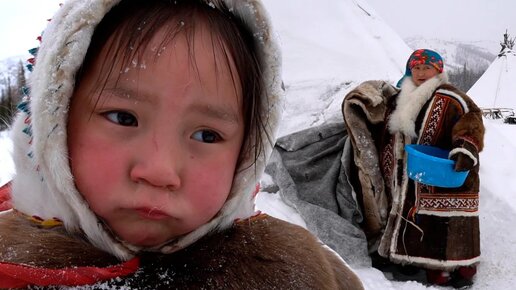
0, 212, 364, 289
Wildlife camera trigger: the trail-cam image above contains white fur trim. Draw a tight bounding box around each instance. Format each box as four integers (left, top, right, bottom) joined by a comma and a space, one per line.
436, 89, 470, 114
388, 73, 448, 138
10, 0, 283, 260
390, 252, 480, 270
0, 209, 13, 217
388, 145, 410, 257
377, 133, 410, 257
415, 100, 435, 144
449, 148, 478, 167
417, 210, 478, 217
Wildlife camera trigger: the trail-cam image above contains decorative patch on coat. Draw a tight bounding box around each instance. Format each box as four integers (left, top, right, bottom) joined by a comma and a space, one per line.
436, 89, 469, 114
380, 136, 395, 191
13, 209, 64, 228
419, 95, 450, 145
417, 193, 479, 217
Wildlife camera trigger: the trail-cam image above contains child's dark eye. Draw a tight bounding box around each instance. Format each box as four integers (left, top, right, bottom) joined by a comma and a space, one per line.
191, 130, 221, 143
103, 111, 138, 127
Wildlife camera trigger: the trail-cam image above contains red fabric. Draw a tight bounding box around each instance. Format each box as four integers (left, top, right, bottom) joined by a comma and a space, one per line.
426, 269, 450, 285
0, 257, 139, 288
457, 266, 477, 279
252, 183, 260, 198
0, 182, 12, 211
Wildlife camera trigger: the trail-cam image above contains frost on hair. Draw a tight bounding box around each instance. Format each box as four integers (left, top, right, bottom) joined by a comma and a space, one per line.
73, 0, 266, 168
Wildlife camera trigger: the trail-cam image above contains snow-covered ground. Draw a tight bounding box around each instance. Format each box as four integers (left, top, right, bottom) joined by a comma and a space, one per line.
257, 119, 516, 289
1, 0, 515, 289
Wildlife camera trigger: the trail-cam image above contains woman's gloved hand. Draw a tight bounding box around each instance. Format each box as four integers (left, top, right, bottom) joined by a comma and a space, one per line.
450, 152, 475, 172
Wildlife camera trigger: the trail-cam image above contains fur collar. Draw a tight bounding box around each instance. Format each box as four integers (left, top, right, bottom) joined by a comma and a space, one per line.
9, 0, 283, 260
388, 73, 448, 138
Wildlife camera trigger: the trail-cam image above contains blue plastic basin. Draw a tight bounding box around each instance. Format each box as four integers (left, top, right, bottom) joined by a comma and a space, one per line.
405, 144, 469, 188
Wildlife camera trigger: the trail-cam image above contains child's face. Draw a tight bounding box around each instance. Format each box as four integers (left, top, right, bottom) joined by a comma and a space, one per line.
67, 26, 244, 247
411, 64, 439, 86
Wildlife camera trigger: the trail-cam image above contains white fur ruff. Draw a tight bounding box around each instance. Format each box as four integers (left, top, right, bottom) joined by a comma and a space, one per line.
449, 148, 478, 167
388, 73, 448, 138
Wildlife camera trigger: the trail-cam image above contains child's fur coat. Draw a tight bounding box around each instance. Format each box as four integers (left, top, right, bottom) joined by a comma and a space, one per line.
0, 208, 362, 289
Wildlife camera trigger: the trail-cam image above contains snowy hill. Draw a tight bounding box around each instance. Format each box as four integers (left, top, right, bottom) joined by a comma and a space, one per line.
261, 0, 411, 136
468, 48, 516, 109
405, 37, 497, 72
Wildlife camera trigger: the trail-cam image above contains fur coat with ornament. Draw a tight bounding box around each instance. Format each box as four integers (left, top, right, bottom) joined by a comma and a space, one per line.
342, 73, 484, 271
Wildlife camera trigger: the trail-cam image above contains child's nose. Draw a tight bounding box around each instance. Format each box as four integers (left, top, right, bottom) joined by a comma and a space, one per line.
129, 137, 182, 191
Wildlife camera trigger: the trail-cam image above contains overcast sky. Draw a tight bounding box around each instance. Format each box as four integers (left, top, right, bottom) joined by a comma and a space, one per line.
0, 0, 62, 60
368, 0, 516, 44
1, 0, 516, 60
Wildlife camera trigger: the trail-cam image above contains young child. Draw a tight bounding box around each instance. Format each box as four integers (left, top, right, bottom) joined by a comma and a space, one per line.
343, 49, 484, 288
0, 0, 364, 288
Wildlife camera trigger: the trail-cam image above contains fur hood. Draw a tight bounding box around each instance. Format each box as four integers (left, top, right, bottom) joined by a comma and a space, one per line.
9, 0, 283, 260
388, 73, 448, 138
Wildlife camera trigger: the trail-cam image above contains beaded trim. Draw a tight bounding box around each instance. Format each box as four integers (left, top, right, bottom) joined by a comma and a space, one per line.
14, 209, 63, 228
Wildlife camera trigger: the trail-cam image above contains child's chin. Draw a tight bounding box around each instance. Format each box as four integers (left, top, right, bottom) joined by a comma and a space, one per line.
129, 236, 168, 248
117, 227, 171, 247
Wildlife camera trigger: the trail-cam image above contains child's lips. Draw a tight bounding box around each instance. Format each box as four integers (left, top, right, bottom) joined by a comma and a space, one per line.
134, 207, 170, 220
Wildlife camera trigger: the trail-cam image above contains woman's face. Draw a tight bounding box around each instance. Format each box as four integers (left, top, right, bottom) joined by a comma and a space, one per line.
411, 64, 439, 86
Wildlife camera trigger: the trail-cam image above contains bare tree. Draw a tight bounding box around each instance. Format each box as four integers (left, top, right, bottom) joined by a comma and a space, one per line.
0, 60, 27, 130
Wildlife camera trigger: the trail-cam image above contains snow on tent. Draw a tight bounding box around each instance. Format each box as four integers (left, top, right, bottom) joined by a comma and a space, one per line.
261, 0, 411, 136
468, 32, 516, 123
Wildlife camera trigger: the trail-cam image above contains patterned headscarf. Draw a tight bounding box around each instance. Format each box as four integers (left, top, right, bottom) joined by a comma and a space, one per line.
396, 49, 444, 87
405, 49, 444, 76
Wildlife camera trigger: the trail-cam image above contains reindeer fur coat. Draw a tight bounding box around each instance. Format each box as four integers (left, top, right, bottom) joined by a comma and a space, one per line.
342, 74, 484, 271
0, 206, 363, 289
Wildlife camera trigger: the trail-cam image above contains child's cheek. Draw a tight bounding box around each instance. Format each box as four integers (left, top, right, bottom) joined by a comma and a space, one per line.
187, 164, 234, 215
70, 138, 127, 209
189, 187, 227, 215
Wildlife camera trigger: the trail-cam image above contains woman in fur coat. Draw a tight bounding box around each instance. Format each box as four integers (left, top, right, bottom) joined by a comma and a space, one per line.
343, 49, 484, 288
0, 0, 364, 289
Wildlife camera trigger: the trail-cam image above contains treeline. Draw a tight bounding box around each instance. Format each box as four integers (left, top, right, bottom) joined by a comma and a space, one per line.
449, 31, 514, 92
0, 60, 26, 131
448, 63, 486, 92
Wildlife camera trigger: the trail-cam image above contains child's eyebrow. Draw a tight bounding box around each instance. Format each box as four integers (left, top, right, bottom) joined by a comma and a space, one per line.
103, 88, 151, 103
103, 88, 240, 124
190, 103, 241, 125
